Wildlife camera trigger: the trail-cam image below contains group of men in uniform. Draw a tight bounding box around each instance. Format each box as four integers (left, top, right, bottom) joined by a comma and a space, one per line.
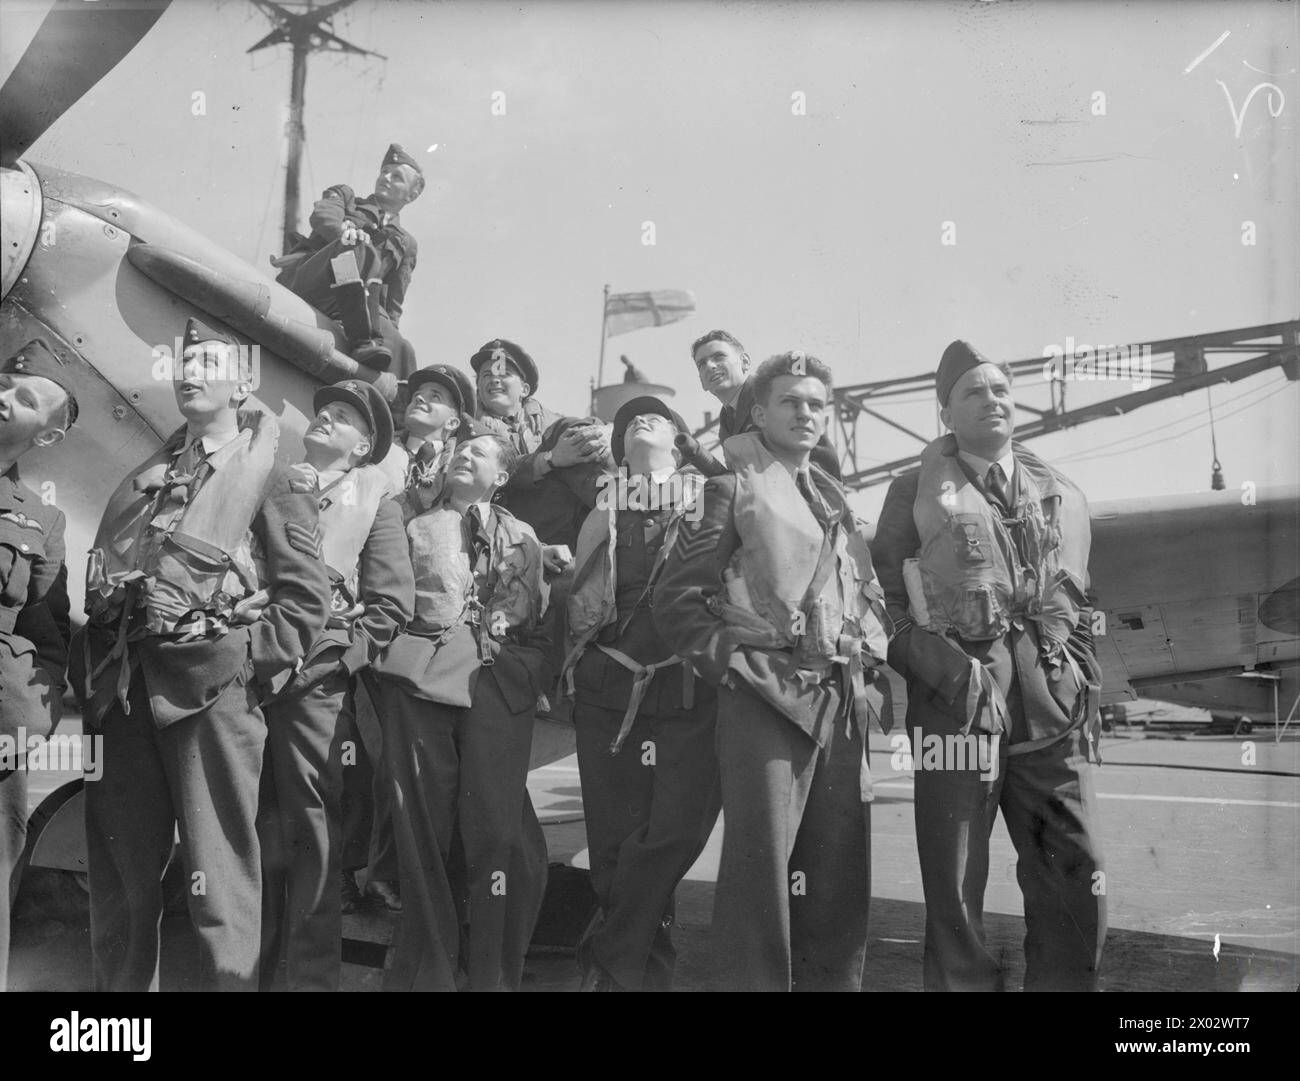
0, 304, 1106, 992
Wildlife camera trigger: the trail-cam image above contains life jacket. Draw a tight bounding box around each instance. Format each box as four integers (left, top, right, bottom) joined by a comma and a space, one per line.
85, 410, 279, 635
565, 470, 705, 649
719, 432, 890, 670
406, 501, 544, 638
475, 398, 557, 454
561, 471, 705, 752
312, 462, 398, 617
911, 435, 1090, 648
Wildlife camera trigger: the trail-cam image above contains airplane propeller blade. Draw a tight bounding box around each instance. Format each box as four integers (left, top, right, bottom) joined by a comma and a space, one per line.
0, 0, 172, 167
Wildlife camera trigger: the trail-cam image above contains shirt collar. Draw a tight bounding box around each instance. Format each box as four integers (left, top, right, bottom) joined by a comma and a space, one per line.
315, 467, 346, 491
0, 463, 22, 508
406, 434, 441, 456
184, 426, 241, 462
958, 447, 1015, 486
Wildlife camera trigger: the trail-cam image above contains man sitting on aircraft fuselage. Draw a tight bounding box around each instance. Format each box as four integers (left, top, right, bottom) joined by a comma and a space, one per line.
274, 143, 424, 377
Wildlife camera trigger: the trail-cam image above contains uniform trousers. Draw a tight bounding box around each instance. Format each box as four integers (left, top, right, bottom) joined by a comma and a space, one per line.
257, 670, 352, 992
912, 725, 1105, 991
280, 241, 414, 379
573, 698, 719, 991
377, 672, 537, 991
343, 671, 398, 883
0, 765, 26, 991
713, 681, 872, 992
85, 669, 266, 991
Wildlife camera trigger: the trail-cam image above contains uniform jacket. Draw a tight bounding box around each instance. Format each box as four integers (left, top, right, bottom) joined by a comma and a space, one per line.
279, 185, 417, 325
872, 438, 1101, 753
652, 463, 884, 745
374, 501, 552, 716
73, 433, 331, 730
719, 376, 842, 479
0, 464, 70, 740
84, 413, 278, 635
477, 399, 610, 547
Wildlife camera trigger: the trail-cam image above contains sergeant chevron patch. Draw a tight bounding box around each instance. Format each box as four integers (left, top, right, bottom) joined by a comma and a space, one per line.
286, 521, 323, 559
672, 517, 715, 563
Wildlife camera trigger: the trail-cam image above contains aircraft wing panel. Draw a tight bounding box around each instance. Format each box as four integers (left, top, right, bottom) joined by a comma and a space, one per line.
1090, 486, 1300, 701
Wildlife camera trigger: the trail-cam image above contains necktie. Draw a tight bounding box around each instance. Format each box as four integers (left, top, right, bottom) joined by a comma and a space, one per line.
175, 438, 202, 475
464, 506, 492, 587
796, 470, 832, 528
986, 463, 1011, 514
166, 439, 204, 503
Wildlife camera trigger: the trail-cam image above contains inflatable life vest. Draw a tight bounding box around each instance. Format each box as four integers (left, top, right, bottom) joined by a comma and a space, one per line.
911, 435, 1090, 647
85, 411, 279, 634
406, 501, 544, 634
565, 470, 705, 649
313, 463, 398, 614
719, 432, 889, 670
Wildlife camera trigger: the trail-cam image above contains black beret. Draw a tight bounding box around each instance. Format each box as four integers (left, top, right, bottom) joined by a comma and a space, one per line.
2, 339, 78, 428
470, 338, 539, 395
407, 364, 474, 415
612, 395, 686, 465
937, 340, 1002, 405
313, 379, 394, 465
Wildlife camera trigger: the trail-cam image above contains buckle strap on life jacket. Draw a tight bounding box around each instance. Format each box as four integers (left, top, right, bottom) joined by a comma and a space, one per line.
592, 644, 695, 755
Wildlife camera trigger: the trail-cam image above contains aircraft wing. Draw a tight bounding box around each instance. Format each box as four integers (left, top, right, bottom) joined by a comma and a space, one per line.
1088, 486, 1300, 710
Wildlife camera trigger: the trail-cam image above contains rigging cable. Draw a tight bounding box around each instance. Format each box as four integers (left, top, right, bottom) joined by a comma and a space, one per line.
1207, 386, 1225, 490
1055, 378, 1288, 466
1053, 378, 1285, 464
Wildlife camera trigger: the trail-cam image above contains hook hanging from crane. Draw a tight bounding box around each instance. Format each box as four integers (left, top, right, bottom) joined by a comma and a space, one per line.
1207, 387, 1225, 490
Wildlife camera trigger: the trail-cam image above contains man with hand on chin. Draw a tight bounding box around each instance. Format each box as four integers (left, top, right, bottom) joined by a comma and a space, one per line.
472, 338, 613, 551
77, 317, 329, 992
372, 425, 552, 991
654, 352, 891, 992
871, 340, 1105, 992
257, 379, 413, 991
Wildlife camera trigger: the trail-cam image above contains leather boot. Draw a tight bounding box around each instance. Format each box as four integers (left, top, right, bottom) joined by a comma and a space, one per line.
331, 277, 392, 370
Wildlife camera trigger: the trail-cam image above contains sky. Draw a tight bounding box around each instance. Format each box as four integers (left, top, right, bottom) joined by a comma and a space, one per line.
1, 0, 1296, 517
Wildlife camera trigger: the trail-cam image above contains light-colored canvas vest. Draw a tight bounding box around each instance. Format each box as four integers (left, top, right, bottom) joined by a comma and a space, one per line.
720, 432, 889, 667
86, 411, 279, 633
315, 463, 397, 606
406, 502, 542, 633
911, 436, 1090, 645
